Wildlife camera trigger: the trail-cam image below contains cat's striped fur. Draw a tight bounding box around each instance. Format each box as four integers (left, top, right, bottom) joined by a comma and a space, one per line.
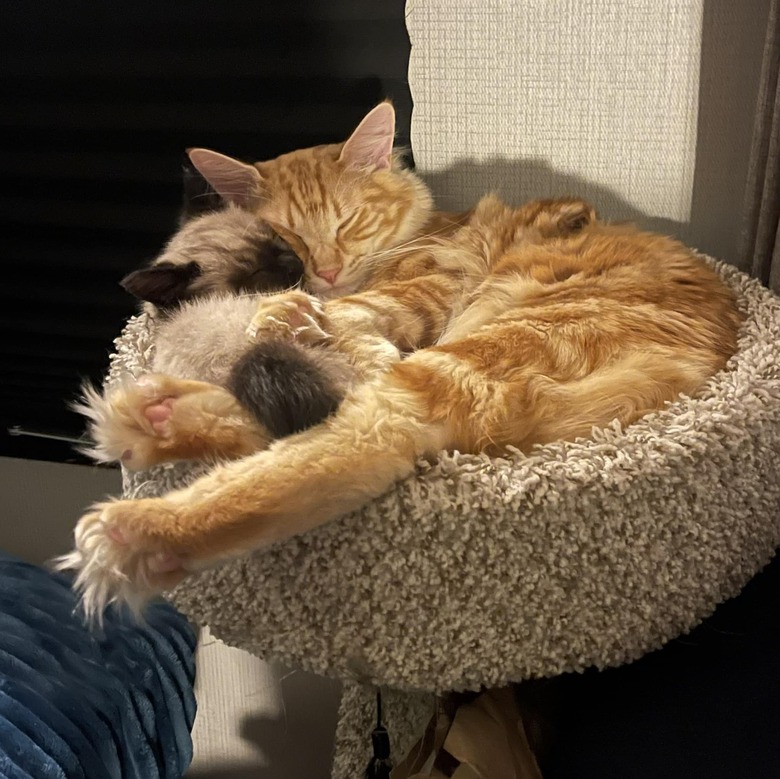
60, 188, 742, 619
187, 101, 450, 299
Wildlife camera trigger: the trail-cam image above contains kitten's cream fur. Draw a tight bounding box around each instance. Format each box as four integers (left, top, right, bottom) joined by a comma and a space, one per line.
78, 291, 399, 470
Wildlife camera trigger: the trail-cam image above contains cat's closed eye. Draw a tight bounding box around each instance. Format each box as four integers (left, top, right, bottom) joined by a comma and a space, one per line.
336, 211, 360, 237
336, 210, 370, 242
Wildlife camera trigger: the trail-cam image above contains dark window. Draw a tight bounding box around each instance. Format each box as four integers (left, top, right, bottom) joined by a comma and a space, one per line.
2, 0, 412, 463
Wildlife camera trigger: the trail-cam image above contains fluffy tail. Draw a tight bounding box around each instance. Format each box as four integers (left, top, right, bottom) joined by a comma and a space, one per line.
227, 339, 345, 438
72, 340, 351, 468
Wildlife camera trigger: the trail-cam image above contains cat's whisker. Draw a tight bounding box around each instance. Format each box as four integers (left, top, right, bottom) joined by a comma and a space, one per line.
234, 280, 302, 301
201, 190, 246, 199
238, 217, 259, 242
359, 226, 464, 267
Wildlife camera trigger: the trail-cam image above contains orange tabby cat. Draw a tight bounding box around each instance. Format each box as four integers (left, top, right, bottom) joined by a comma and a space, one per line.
187, 100, 467, 299
61, 194, 742, 620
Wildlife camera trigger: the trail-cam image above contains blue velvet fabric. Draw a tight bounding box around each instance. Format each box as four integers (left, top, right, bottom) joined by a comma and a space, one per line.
0, 552, 197, 779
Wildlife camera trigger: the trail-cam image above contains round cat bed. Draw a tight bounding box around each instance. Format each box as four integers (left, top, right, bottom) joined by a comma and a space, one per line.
105, 258, 780, 772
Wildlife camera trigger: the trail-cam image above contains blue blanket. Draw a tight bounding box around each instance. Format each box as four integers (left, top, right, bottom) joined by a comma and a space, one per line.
0, 552, 197, 779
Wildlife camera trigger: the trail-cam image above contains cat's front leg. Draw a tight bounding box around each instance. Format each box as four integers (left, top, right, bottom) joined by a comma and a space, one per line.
58, 441, 292, 622
58, 466, 290, 624
57, 479, 264, 624
246, 290, 332, 345
62, 367, 443, 622
77, 374, 270, 469
55, 497, 190, 623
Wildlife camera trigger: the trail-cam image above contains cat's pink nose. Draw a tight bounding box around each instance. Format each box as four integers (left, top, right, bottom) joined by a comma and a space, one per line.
316, 267, 341, 285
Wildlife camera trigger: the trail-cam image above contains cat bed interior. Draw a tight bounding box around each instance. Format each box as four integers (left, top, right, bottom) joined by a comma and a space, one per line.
0, 551, 197, 779
106, 258, 780, 698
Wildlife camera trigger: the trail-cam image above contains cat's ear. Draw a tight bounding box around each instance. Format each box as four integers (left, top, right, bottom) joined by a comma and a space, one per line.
531, 198, 597, 236
338, 101, 395, 171
555, 200, 597, 233
120, 261, 201, 308
180, 154, 224, 221
186, 148, 261, 208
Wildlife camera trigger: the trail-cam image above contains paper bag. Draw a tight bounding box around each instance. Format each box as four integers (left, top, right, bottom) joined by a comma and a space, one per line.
391, 687, 543, 779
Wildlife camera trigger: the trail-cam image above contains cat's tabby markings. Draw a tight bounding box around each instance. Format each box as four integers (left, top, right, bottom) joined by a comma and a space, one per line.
58, 104, 742, 622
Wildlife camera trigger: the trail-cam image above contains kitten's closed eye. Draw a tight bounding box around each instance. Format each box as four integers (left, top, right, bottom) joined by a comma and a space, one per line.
238, 246, 304, 293
272, 249, 305, 281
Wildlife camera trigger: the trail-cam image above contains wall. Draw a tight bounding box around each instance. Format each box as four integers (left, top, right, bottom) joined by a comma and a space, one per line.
0, 456, 121, 564
407, 0, 771, 265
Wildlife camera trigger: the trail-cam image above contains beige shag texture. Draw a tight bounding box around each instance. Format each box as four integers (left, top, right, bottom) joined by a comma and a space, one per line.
107, 260, 780, 776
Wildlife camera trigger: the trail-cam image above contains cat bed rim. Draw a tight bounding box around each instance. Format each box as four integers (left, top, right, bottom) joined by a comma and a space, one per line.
111, 259, 780, 693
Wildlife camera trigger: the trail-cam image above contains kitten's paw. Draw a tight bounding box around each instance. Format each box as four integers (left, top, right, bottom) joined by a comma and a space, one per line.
246, 290, 331, 345
77, 375, 267, 470
54, 498, 188, 625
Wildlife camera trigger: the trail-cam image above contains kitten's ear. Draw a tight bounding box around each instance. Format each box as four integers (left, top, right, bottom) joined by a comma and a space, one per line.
338, 101, 395, 171
120, 261, 201, 308
186, 148, 261, 208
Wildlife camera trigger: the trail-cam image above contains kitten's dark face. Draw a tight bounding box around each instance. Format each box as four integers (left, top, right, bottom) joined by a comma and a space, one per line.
121, 160, 304, 310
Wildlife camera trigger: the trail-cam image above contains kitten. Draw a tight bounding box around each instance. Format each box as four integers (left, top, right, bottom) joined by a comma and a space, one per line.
119, 203, 304, 312
79, 204, 398, 469
79, 289, 398, 469
94, 153, 327, 457
62, 195, 744, 619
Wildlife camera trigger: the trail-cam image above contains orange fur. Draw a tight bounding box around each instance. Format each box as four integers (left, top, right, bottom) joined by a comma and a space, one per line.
189, 102, 464, 299
65, 195, 743, 617
78, 375, 271, 470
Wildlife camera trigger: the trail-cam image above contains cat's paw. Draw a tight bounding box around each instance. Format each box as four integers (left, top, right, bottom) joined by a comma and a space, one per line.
77, 374, 268, 470
246, 290, 331, 345
55, 498, 188, 624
